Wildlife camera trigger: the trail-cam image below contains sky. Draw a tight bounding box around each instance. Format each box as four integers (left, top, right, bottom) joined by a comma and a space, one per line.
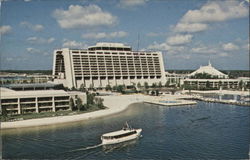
0, 0, 249, 70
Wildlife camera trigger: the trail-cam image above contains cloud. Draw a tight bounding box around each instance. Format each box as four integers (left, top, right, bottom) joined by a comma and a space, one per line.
0, 25, 12, 35
47, 37, 55, 43
147, 41, 171, 51
53, 5, 117, 29
26, 47, 49, 55
242, 43, 249, 50
20, 21, 44, 31
82, 31, 127, 39
146, 32, 166, 37
24, 0, 31, 2
146, 32, 158, 37
180, 1, 248, 23
222, 43, 239, 51
6, 56, 28, 62
27, 37, 55, 44
147, 34, 193, 53
173, 1, 248, 33
174, 23, 208, 33
191, 46, 217, 54
167, 34, 193, 45
6, 57, 14, 61
62, 39, 88, 49
218, 52, 229, 57
147, 41, 186, 54
173, 54, 191, 60
26, 47, 41, 54
119, 0, 148, 8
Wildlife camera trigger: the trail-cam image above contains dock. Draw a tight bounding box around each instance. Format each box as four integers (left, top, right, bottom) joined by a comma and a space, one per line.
143, 100, 197, 107
186, 96, 250, 107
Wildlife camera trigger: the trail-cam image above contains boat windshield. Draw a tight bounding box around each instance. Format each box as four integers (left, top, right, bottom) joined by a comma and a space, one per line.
102, 131, 137, 140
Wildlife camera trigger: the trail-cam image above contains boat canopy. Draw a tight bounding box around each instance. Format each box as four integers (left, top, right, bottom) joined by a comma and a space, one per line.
102, 130, 137, 140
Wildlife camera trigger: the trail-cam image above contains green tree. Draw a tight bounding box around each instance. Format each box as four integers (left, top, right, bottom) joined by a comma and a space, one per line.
112, 85, 118, 91
80, 84, 86, 92
76, 97, 83, 111
87, 92, 95, 107
158, 82, 162, 88
137, 82, 142, 89
89, 84, 94, 90
218, 81, 222, 88
165, 80, 170, 87
152, 83, 157, 88
151, 91, 155, 96
238, 80, 243, 90
117, 85, 125, 93
105, 84, 112, 91
1, 106, 8, 121
69, 97, 75, 111
30, 78, 35, 83
94, 97, 105, 109
144, 82, 149, 89
23, 80, 28, 83
205, 81, 210, 89
155, 90, 159, 96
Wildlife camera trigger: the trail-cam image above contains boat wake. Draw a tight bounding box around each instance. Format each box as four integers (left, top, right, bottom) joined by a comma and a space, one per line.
69, 144, 103, 152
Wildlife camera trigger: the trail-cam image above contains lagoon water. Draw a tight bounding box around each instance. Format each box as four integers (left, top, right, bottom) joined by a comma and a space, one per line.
2, 102, 250, 159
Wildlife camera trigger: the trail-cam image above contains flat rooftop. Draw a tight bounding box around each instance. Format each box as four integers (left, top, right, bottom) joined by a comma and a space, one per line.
0, 87, 69, 99
88, 42, 131, 51
1, 83, 63, 91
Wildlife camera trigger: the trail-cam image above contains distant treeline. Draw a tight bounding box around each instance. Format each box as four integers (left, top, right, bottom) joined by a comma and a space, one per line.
166, 70, 193, 74
166, 70, 250, 78
226, 70, 250, 78
0, 70, 52, 75
1, 69, 249, 78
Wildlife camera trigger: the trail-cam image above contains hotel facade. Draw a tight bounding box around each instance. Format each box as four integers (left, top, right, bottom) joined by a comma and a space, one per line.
53, 43, 166, 89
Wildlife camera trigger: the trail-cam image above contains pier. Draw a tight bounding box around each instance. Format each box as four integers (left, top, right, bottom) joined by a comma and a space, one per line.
187, 95, 250, 107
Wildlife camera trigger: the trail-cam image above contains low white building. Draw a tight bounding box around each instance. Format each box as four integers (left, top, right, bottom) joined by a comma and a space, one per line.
182, 78, 250, 89
0, 87, 86, 115
165, 62, 250, 90
165, 72, 189, 86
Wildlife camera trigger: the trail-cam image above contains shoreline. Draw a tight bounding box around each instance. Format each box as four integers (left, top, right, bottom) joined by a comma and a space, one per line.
0, 94, 195, 130
0, 94, 144, 129
1, 91, 248, 130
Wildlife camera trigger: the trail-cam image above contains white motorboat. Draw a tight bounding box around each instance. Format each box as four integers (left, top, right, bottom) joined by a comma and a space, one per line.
101, 122, 142, 145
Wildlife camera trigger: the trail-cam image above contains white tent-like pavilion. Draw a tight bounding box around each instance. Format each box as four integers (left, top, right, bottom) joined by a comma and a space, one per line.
189, 61, 228, 78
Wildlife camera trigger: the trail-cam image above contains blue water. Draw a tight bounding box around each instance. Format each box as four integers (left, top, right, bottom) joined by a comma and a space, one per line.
2, 102, 250, 159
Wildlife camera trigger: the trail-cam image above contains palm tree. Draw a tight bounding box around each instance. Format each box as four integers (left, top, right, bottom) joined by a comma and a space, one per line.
76, 97, 83, 111
69, 97, 75, 111
144, 82, 149, 89
1, 106, 8, 121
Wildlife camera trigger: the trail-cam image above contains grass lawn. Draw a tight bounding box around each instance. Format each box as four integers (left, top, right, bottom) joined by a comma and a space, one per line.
0, 106, 106, 122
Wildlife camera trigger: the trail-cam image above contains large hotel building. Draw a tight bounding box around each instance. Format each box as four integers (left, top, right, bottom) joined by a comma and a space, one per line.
53, 42, 166, 88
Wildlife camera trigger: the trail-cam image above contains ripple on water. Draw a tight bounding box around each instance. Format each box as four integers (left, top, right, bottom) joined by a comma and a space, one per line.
2, 102, 250, 159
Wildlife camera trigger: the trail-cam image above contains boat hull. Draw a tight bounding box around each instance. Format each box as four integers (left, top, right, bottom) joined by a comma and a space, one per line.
102, 129, 142, 145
